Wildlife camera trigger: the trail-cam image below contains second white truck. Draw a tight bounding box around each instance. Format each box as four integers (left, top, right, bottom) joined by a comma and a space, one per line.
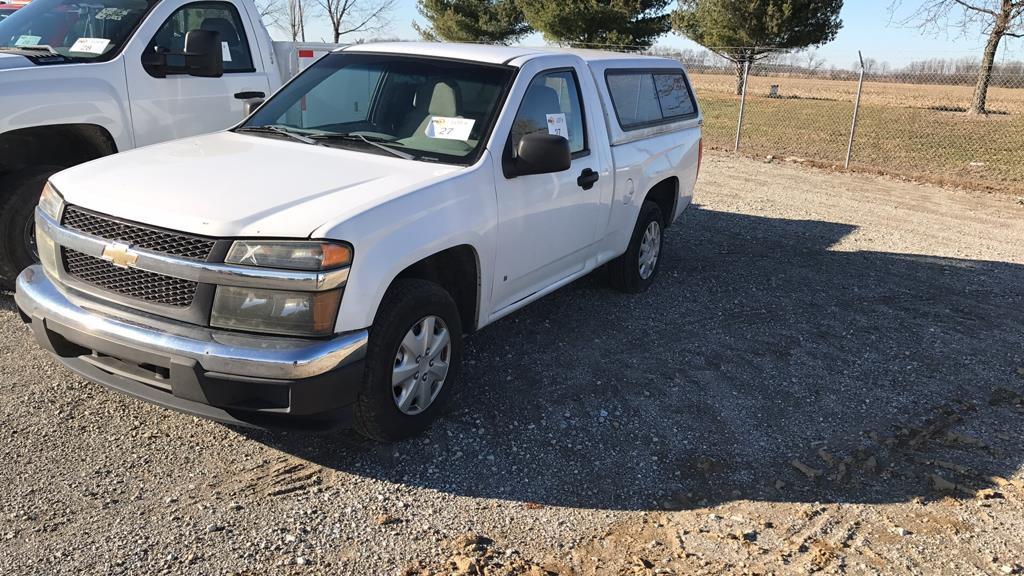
0, 0, 335, 286
16, 42, 703, 440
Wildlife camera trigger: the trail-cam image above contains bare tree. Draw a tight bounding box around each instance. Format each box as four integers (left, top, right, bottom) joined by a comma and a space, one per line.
287, 0, 306, 41
897, 0, 1024, 114
255, 0, 286, 32
802, 49, 825, 71
315, 0, 396, 43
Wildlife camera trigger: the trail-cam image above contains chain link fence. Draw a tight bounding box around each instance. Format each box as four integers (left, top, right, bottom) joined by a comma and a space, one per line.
677, 48, 1024, 193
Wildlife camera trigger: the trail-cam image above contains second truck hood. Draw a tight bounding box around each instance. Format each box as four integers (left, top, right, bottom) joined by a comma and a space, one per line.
0, 53, 33, 70
51, 132, 463, 238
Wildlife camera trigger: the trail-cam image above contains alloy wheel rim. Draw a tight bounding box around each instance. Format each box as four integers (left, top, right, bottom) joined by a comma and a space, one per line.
638, 220, 661, 280
391, 315, 451, 415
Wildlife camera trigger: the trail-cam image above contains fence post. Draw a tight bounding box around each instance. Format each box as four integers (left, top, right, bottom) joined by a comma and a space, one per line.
734, 59, 750, 152
845, 51, 865, 169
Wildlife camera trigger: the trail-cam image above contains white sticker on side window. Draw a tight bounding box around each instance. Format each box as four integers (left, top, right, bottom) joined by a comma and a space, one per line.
14, 35, 42, 47
546, 113, 568, 138
221, 41, 232, 62
425, 116, 475, 141
69, 37, 111, 54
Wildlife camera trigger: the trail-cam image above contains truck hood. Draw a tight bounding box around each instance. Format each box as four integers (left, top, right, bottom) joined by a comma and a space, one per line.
51, 132, 464, 238
0, 53, 33, 70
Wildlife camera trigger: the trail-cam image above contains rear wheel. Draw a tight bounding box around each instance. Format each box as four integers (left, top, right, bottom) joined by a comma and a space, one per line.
354, 279, 463, 441
0, 166, 63, 290
608, 200, 664, 293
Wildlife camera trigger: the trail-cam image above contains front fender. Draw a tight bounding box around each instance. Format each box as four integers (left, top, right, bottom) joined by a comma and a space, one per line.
0, 61, 133, 152
313, 155, 499, 333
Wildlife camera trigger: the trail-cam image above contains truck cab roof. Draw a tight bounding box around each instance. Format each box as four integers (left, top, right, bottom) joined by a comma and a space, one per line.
342, 42, 682, 69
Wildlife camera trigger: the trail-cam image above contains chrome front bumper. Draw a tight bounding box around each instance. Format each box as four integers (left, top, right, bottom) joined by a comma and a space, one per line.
15, 266, 369, 427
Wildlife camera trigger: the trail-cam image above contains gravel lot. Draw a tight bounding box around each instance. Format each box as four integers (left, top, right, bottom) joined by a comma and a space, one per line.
2, 153, 1023, 575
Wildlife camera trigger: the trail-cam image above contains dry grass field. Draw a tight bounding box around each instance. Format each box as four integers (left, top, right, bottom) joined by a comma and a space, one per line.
691, 72, 1024, 113
689, 72, 1024, 193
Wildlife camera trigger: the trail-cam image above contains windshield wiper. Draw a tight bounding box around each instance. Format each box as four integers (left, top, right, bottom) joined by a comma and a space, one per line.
0, 45, 58, 54
237, 125, 321, 146
0, 45, 71, 61
311, 133, 414, 160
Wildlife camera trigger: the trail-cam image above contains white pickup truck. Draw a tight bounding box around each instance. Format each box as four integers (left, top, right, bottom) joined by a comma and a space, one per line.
15, 42, 703, 440
0, 0, 335, 287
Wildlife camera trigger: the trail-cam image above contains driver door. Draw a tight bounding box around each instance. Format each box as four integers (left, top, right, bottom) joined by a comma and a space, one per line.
123, 0, 271, 147
489, 58, 613, 313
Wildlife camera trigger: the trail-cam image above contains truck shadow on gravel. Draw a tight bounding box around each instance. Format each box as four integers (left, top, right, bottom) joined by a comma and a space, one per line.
245, 206, 1024, 511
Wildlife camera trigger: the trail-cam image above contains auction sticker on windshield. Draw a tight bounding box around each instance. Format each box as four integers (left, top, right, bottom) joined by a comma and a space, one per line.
15, 35, 42, 47
425, 116, 475, 141
69, 37, 111, 55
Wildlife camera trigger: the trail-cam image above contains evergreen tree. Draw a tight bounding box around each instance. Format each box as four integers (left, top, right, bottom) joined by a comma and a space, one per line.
517, 0, 672, 49
414, 0, 531, 44
673, 0, 843, 94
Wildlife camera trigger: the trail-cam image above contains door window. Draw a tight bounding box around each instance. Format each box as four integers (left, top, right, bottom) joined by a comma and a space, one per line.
509, 69, 587, 155
146, 1, 253, 74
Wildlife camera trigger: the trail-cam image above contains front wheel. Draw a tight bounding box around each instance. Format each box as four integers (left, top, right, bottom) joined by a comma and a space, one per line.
608, 200, 664, 293
354, 279, 463, 441
0, 166, 63, 290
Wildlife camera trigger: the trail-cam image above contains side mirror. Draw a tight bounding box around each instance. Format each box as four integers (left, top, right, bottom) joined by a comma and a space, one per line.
243, 98, 264, 117
184, 29, 223, 78
506, 133, 571, 178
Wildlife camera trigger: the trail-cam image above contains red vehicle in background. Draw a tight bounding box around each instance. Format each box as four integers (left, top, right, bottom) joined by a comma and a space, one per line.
0, 1, 29, 22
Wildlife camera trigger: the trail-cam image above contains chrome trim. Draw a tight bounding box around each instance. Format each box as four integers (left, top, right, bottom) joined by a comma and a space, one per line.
38, 209, 349, 292
16, 266, 367, 380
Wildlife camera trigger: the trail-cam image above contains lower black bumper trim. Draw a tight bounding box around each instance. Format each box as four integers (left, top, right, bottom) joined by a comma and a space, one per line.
52, 354, 357, 431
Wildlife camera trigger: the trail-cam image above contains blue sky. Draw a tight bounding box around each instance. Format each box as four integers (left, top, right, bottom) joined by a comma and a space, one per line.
291, 0, 1024, 67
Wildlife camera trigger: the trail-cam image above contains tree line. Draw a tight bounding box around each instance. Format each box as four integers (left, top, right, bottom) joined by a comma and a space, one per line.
660, 47, 1024, 88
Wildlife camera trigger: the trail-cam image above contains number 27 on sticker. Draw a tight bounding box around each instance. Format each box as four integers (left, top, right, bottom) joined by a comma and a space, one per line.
546, 114, 568, 138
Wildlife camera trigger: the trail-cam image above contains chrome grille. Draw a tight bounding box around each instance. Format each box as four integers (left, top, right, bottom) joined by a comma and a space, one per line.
62, 207, 215, 261
63, 249, 198, 307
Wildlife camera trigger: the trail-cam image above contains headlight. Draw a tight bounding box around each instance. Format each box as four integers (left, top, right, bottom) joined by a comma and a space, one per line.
36, 182, 63, 278
210, 286, 341, 337
38, 181, 64, 220
225, 240, 351, 271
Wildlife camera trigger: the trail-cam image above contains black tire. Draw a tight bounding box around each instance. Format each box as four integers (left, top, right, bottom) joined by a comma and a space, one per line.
608, 200, 664, 294
0, 166, 63, 290
354, 279, 463, 442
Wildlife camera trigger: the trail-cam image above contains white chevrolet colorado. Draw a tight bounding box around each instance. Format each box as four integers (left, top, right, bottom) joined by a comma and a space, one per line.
0, 0, 336, 287
15, 42, 703, 440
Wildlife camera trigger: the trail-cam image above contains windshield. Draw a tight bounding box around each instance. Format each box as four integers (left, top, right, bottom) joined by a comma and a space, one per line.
0, 0, 156, 61
240, 52, 516, 165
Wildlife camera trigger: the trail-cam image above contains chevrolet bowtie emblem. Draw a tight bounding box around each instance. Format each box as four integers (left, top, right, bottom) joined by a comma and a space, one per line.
101, 242, 139, 268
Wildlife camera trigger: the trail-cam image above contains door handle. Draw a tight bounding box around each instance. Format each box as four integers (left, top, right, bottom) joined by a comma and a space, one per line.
234, 91, 265, 100
577, 168, 600, 190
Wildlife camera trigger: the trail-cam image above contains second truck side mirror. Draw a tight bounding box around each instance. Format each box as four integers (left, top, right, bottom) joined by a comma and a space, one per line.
184, 29, 224, 78
142, 30, 224, 79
